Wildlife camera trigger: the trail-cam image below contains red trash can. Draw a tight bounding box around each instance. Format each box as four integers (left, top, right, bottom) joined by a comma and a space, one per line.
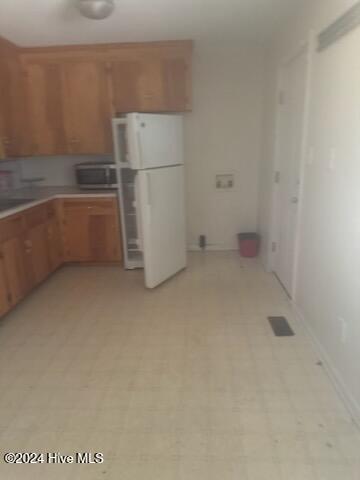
238, 233, 260, 258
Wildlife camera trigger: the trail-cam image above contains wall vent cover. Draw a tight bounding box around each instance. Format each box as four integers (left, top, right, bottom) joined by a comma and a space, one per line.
318, 1, 360, 51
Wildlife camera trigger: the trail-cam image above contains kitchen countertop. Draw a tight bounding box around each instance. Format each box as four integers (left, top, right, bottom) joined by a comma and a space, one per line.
0, 186, 118, 220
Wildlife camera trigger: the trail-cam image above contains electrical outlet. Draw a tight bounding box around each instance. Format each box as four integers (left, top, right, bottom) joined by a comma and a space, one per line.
216, 174, 234, 190
339, 317, 348, 344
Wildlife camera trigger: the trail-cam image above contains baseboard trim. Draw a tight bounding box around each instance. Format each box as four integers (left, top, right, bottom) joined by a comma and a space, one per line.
188, 245, 238, 252
292, 301, 360, 428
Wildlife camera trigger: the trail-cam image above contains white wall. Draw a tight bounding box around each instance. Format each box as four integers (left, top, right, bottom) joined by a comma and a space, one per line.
259, 0, 360, 420
185, 40, 264, 250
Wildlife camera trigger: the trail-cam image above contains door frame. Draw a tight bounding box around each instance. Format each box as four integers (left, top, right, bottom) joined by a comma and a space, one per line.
268, 32, 315, 300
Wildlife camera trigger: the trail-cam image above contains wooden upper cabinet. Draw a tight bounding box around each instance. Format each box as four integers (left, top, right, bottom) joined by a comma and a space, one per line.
110, 60, 143, 113
138, 58, 169, 111
163, 57, 191, 111
110, 50, 192, 113
0, 54, 31, 157
24, 61, 67, 156
9, 40, 193, 156
111, 58, 165, 112
62, 60, 113, 154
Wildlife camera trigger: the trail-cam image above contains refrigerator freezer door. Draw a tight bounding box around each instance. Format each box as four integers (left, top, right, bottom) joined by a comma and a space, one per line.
137, 165, 186, 288
127, 113, 183, 170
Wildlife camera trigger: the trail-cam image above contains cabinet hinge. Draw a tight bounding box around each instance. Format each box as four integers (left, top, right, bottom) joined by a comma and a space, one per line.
274, 171, 281, 184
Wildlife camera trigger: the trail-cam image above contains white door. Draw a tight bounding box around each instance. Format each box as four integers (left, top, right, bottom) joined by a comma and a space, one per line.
127, 113, 183, 170
137, 165, 186, 288
274, 49, 307, 296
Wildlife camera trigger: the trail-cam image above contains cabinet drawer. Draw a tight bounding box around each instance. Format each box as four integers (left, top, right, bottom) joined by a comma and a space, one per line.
62, 198, 118, 215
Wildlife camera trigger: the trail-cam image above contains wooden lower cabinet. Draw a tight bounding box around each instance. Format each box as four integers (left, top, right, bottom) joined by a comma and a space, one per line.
24, 222, 52, 289
2, 236, 29, 303
0, 254, 11, 316
47, 216, 64, 272
60, 198, 122, 263
0, 212, 29, 306
0, 195, 121, 319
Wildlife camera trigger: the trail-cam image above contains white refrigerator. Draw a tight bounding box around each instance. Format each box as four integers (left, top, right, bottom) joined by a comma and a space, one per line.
112, 113, 187, 289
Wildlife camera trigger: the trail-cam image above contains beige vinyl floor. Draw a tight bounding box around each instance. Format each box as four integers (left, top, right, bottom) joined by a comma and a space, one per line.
0, 252, 359, 479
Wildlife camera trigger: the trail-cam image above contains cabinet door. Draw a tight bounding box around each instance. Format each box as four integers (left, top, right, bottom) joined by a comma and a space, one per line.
0, 253, 11, 317
87, 208, 122, 262
25, 223, 51, 288
0, 58, 12, 154
24, 61, 67, 156
111, 57, 190, 113
62, 199, 122, 263
0, 57, 30, 157
163, 57, 191, 111
111, 59, 165, 113
111, 60, 142, 113
138, 59, 167, 111
62, 203, 91, 262
63, 61, 112, 154
47, 217, 63, 271
2, 236, 29, 304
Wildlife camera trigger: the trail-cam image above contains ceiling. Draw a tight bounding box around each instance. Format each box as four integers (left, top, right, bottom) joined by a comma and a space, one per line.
0, 0, 298, 47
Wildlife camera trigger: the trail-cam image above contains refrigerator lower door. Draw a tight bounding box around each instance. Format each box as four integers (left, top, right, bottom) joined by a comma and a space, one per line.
137, 165, 186, 288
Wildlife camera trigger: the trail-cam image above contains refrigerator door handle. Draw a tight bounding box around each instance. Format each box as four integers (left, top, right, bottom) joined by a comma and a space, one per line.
136, 130, 143, 168
146, 172, 152, 206
145, 172, 152, 225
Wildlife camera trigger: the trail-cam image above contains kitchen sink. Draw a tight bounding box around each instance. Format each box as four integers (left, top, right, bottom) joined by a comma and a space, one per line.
0, 198, 35, 212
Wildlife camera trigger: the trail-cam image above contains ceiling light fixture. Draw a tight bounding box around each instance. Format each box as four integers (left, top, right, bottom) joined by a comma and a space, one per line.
77, 0, 115, 20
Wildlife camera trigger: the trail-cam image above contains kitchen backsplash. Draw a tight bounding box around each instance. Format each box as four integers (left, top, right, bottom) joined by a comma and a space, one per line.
0, 155, 112, 194
0, 160, 22, 195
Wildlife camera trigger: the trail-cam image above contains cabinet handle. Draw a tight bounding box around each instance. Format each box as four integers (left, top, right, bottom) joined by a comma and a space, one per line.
24, 240, 32, 250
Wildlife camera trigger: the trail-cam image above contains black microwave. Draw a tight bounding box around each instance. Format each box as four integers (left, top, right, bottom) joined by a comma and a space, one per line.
75, 162, 118, 189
